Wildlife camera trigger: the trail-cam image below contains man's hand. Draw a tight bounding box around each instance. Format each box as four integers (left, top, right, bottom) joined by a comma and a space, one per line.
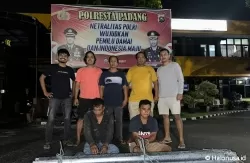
176, 94, 183, 101
73, 98, 79, 106
90, 144, 99, 154
121, 100, 127, 108
100, 145, 108, 154
154, 95, 159, 102
44, 92, 53, 99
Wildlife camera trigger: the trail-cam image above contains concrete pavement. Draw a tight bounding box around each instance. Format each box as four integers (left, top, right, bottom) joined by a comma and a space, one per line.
0, 111, 249, 163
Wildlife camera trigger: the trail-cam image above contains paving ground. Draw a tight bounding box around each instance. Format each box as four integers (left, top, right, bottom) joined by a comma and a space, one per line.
0, 111, 249, 163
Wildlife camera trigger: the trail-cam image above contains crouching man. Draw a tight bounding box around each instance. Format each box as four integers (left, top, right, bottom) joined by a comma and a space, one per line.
83, 98, 120, 154
129, 99, 171, 153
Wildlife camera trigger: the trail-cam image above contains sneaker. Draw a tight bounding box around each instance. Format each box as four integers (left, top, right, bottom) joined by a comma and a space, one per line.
43, 143, 51, 150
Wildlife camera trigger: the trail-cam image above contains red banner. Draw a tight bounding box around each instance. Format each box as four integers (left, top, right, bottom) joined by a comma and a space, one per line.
51, 4, 172, 68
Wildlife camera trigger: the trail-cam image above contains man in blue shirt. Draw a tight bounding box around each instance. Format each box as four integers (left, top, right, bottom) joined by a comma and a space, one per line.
129, 99, 171, 153
99, 56, 128, 144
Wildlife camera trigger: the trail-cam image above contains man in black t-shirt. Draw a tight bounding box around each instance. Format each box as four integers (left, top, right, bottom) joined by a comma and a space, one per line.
129, 99, 171, 153
40, 48, 75, 150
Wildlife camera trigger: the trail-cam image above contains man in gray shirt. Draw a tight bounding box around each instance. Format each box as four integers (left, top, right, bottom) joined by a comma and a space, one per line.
157, 48, 185, 149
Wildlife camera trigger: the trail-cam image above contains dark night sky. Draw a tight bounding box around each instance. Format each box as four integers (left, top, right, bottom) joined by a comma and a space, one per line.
0, 0, 250, 20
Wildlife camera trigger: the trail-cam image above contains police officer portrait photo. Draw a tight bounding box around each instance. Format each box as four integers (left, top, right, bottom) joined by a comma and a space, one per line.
52, 28, 85, 65
144, 30, 164, 63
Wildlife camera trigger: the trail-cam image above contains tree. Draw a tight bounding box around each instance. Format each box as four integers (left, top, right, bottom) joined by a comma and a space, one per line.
88, 0, 162, 8
246, 0, 250, 8
93, 0, 102, 5
134, 0, 162, 9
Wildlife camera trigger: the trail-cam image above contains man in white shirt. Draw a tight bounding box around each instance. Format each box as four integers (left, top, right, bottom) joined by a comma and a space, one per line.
157, 48, 185, 149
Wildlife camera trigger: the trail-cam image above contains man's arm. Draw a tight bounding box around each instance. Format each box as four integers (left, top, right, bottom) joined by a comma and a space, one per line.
39, 74, 48, 95
84, 114, 96, 146
69, 68, 76, 97
150, 67, 159, 99
98, 72, 105, 99
39, 67, 52, 96
129, 118, 140, 141
74, 69, 81, 99
122, 72, 128, 104
74, 82, 80, 99
103, 115, 115, 146
175, 63, 184, 94
123, 85, 128, 102
147, 118, 159, 142
126, 68, 132, 88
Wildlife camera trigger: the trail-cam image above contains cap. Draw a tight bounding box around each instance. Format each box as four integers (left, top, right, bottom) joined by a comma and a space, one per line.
64, 28, 77, 37
147, 31, 160, 37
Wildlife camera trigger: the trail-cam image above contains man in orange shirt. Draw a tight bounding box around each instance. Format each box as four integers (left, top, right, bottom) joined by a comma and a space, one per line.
74, 51, 102, 146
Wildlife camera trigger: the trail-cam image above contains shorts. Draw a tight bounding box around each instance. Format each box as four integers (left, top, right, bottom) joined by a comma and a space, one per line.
158, 97, 181, 115
128, 101, 154, 120
78, 98, 94, 119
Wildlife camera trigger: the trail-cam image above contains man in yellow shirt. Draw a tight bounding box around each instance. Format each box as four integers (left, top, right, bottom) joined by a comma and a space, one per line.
126, 51, 159, 119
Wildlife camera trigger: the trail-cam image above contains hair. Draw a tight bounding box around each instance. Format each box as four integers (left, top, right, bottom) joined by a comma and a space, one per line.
159, 48, 171, 55
92, 98, 104, 107
57, 48, 70, 56
160, 48, 174, 61
83, 51, 96, 64
139, 99, 152, 108
135, 51, 147, 60
108, 55, 119, 63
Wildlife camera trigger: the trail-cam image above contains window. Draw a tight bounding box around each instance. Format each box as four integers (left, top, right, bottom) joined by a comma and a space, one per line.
200, 44, 206, 56
220, 38, 249, 57
227, 45, 235, 57
243, 46, 249, 57
209, 45, 215, 57
227, 39, 234, 44
234, 39, 241, 45
242, 39, 249, 45
220, 40, 226, 44
220, 45, 227, 57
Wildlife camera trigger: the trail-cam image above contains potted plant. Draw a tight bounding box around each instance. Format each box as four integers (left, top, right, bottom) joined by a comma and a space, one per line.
196, 81, 219, 112
183, 94, 197, 113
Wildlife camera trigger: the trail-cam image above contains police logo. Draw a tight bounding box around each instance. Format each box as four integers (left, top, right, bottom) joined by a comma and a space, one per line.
158, 14, 165, 23
57, 9, 70, 20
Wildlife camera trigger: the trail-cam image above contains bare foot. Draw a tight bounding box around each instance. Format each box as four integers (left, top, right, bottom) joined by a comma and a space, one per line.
178, 140, 186, 149
75, 140, 80, 146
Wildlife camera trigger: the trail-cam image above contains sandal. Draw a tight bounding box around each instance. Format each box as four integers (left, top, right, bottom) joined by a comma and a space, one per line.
161, 139, 172, 144
178, 144, 186, 149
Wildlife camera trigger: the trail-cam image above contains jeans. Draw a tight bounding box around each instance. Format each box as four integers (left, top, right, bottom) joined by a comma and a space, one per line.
45, 98, 72, 143
83, 142, 119, 154
106, 106, 123, 140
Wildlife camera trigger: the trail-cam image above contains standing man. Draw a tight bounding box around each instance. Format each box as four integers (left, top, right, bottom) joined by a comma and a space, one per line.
126, 51, 159, 119
157, 48, 185, 149
40, 49, 75, 150
74, 51, 102, 146
144, 31, 163, 62
99, 56, 128, 144
57, 28, 85, 62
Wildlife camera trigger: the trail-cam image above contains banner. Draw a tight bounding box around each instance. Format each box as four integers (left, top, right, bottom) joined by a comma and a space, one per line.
51, 4, 172, 68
